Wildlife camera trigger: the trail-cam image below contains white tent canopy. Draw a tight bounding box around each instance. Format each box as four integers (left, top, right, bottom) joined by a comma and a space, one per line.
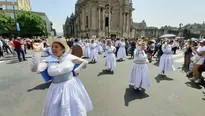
175, 36, 184, 39
159, 34, 176, 39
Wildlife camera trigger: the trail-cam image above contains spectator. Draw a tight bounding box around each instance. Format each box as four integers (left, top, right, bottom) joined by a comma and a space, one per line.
13, 37, 26, 62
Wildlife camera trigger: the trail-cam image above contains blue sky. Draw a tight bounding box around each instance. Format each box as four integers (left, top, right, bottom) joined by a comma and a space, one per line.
31, 0, 205, 33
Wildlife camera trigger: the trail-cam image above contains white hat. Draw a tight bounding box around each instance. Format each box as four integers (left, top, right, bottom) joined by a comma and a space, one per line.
48, 37, 70, 52
150, 39, 156, 43
199, 39, 205, 43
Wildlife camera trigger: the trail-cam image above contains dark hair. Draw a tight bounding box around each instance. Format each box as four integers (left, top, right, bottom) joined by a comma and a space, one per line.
74, 38, 79, 42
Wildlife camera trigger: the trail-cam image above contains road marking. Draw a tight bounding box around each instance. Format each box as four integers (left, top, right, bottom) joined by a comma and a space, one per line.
0, 61, 4, 63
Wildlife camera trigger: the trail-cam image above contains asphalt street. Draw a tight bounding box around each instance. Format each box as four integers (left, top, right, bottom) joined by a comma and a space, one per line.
0, 52, 205, 116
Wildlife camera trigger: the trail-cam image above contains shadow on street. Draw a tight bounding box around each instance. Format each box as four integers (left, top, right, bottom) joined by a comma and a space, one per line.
153, 62, 159, 66
0, 56, 32, 61
202, 92, 205, 101
155, 74, 173, 83
6, 60, 20, 64
185, 81, 205, 90
27, 81, 52, 92
124, 85, 149, 107
97, 69, 114, 76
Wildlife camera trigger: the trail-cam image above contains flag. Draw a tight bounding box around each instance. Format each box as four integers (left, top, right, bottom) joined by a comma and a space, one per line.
16, 23, 20, 31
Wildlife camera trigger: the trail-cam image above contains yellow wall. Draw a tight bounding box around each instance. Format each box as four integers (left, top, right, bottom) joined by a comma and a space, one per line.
17, 0, 31, 11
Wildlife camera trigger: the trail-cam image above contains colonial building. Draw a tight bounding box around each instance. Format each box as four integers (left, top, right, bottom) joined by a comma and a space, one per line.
63, 0, 135, 38
0, 0, 31, 18
63, 13, 76, 38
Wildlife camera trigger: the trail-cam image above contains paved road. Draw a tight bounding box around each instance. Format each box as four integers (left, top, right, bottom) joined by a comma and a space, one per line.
0, 51, 205, 116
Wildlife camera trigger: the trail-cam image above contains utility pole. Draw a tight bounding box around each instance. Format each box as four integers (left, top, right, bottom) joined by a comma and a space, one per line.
12, 2, 18, 36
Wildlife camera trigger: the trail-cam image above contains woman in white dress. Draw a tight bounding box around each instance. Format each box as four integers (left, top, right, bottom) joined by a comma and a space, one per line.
129, 42, 150, 91
31, 37, 93, 116
83, 40, 91, 58
97, 40, 103, 54
159, 40, 175, 75
105, 39, 116, 72
117, 39, 126, 61
90, 39, 98, 63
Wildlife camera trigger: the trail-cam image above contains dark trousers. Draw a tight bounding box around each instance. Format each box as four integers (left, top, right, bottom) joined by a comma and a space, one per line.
16, 48, 26, 61
3, 45, 12, 54
0, 47, 3, 57
125, 47, 128, 56
24, 48, 27, 54
172, 47, 177, 54
115, 47, 119, 57
131, 49, 135, 58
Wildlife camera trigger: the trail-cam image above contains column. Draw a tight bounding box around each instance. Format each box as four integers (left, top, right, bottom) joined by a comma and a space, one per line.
90, 7, 92, 29
82, 9, 85, 31
98, 7, 101, 30
123, 13, 126, 32
126, 13, 129, 32
102, 8, 105, 30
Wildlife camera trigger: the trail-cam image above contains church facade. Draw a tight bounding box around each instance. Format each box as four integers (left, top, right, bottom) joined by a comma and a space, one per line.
64, 0, 135, 38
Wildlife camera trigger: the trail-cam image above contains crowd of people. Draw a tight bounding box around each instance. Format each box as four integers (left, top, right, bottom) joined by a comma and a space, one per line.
27, 35, 205, 116
1, 35, 204, 116
0, 36, 48, 62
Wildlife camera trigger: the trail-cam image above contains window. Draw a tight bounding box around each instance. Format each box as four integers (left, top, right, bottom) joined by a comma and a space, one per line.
5, 5, 18, 10
105, 17, 109, 27
85, 15, 88, 28
5, 0, 17, 2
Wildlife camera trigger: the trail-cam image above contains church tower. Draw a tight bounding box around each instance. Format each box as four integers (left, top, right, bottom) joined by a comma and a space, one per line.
74, 0, 134, 38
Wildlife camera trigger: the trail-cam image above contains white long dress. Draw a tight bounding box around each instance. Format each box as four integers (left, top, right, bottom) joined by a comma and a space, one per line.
159, 44, 175, 72
129, 49, 150, 89
97, 42, 103, 53
84, 43, 91, 58
31, 53, 93, 116
105, 46, 116, 70
117, 42, 126, 59
90, 43, 98, 60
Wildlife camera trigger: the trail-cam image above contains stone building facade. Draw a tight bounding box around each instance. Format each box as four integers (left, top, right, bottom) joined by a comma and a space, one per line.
64, 0, 135, 38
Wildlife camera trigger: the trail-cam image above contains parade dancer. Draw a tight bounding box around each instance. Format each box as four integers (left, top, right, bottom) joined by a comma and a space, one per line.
97, 40, 103, 54
159, 39, 175, 75
71, 38, 83, 58
90, 39, 98, 63
105, 39, 116, 72
83, 39, 91, 58
30, 37, 93, 116
117, 39, 126, 61
129, 42, 150, 91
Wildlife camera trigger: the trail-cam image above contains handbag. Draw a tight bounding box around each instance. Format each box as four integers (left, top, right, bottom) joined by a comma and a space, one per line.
192, 53, 205, 64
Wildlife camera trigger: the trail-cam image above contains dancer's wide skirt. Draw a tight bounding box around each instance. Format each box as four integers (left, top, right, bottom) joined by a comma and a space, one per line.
105, 53, 116, 70
159, 54, 175, 72
42, 77, 93, 116
129, 63, 151, 89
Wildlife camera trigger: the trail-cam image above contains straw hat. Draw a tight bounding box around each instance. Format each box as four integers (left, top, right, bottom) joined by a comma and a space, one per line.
48, 37, 70, 52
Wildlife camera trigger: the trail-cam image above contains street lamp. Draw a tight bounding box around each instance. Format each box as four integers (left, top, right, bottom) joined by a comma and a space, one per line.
12, 2, 19, 36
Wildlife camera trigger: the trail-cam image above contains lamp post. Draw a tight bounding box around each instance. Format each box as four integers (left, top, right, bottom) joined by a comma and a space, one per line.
12, 2, 17, 35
